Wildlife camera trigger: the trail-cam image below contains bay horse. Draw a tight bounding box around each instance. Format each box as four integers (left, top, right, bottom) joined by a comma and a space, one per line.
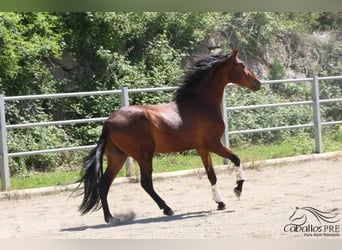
78, 48, 261, 223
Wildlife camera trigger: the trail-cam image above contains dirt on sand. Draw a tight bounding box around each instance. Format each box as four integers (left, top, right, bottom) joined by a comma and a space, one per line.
0, 154, 342, 239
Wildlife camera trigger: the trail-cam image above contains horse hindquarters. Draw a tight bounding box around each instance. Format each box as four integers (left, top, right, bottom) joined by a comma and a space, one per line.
103, 109, 175, 219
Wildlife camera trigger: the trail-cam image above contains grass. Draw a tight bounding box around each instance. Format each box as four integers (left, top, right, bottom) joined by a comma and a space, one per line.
8, 131, 342, 191
10, 170, 80, 191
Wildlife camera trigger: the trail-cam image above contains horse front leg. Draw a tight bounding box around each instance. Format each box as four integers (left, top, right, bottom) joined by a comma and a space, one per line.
210, 143, 245, 199
198, 149, 226, 210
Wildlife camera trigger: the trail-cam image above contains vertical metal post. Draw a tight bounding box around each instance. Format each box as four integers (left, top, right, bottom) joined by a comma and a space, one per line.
221, 87, 229, 164
120, 87, 134, 177
311, 75, 323, 153
0, 94, 10, 191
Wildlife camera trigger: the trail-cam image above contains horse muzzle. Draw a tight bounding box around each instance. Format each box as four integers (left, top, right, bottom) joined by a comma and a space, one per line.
253, 80, 262, 91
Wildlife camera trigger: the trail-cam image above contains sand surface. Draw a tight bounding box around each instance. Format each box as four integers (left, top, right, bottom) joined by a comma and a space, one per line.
1, 155, 341, 239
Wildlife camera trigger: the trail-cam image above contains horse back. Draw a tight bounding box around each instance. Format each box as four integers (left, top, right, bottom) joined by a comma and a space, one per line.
104, 103, 197, 154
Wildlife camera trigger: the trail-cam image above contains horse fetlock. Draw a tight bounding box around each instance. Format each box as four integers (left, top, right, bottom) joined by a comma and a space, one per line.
236, 179, 244, 189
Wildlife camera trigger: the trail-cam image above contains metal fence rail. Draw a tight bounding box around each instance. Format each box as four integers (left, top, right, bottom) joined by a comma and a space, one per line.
1, 75, 342, 191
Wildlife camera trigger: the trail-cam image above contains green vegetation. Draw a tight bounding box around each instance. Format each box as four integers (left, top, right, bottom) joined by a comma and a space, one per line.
0, 12, 341, 182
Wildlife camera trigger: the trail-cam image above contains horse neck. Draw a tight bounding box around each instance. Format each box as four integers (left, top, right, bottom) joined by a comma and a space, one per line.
192, 70, 228, 108
175, 65, 231, 113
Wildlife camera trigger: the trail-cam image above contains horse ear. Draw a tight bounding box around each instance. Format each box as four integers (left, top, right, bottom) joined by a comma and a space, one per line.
232, 48, 239, 58
227, 48, 239, 64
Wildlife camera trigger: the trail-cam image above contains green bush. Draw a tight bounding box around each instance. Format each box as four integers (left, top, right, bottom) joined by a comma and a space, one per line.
269, 58, 286, 80
7, 126, 72, 174
226, 85, 313, 146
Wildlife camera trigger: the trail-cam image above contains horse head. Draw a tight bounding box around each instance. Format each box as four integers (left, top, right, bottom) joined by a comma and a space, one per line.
224, 48, 261, 92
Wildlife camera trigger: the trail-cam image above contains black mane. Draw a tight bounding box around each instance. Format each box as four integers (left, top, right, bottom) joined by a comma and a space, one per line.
174, 53, 230, 103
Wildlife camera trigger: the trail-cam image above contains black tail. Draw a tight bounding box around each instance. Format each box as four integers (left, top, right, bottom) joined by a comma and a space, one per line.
78, 127, 107, 215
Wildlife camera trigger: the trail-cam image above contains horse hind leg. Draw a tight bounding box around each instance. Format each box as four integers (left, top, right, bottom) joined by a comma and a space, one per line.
138, 157, 174, 216
99, 143, 127, 223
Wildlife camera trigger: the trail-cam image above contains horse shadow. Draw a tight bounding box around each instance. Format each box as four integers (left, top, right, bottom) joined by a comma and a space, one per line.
60, 209, 228, 232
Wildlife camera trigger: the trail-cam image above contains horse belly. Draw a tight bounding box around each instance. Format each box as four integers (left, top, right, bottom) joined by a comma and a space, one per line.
151, 121, 197, 153
153, 133, 195, 153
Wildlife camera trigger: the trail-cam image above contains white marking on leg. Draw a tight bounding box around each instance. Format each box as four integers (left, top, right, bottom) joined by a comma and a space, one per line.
211, 184, 223, 203
236, 164, 245, 182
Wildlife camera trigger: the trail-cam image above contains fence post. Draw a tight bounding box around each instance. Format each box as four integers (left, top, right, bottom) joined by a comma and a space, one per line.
120, 87, 134, 177
0, 94, 10, 191
221, 87, 229, 164
311, 75, 323, 153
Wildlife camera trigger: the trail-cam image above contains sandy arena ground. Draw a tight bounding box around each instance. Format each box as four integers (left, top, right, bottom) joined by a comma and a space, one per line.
0, 154, 341, 239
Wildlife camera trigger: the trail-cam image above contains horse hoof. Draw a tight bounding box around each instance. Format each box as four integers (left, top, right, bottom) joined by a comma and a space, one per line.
106, 216, 120, 225
217, 202, 226, 210
163, 207, 174, 216
234, 180, 244, 199
105, 214, 113, 224
234, 187, 241, 199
